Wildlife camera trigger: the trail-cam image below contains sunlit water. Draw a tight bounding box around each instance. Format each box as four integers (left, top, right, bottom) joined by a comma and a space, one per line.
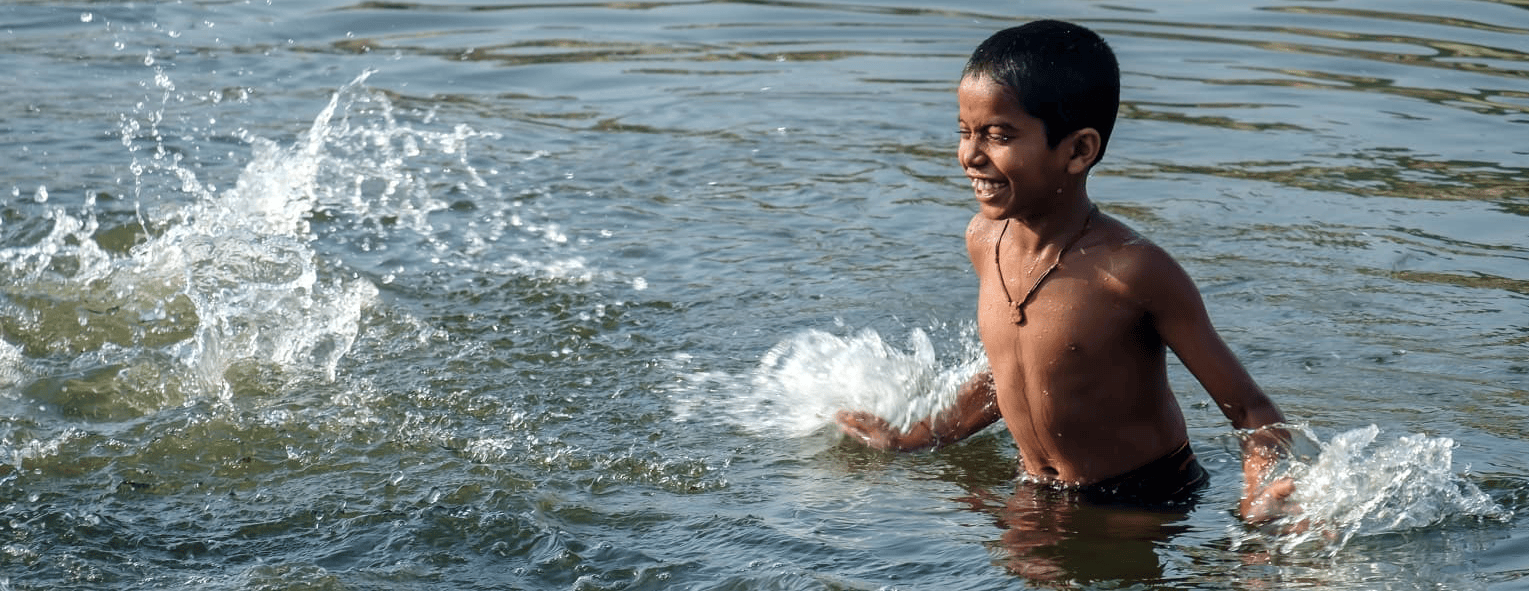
3, 1, 1527, 589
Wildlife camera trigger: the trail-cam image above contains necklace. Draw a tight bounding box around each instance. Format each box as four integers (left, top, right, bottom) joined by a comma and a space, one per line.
994, 205, 1098, 325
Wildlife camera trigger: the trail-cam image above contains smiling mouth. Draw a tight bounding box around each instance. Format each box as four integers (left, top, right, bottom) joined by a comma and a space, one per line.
970, 177, 1007, 198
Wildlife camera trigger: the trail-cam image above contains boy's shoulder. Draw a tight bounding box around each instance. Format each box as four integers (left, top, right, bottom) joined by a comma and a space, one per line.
1084, 213, 1176, 271
965, 211, 1000, 236
964, 213, 1006, 261
1090, 211, 1158, 251
1081, 213, 1202, 303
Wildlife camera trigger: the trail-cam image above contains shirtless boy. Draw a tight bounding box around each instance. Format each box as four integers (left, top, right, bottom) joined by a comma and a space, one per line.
836, 20, 1296, 523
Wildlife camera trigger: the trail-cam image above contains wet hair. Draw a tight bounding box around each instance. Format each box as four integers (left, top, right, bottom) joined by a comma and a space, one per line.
962, 20, 1120, 166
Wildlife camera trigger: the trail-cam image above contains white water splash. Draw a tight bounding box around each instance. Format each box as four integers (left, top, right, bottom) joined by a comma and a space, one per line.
0, 70, 508, 401
0, 195, 115, 286
0, 339, 24, 394
668, 325, 986, 438
1238, 424, 1511, 554
114, 71, 401, 390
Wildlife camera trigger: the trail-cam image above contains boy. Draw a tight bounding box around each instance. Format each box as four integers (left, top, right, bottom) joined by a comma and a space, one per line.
836, 20, 1296, 523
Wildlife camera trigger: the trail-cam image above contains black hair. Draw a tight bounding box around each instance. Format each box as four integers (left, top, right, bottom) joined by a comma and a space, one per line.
962, 20, 1120, 166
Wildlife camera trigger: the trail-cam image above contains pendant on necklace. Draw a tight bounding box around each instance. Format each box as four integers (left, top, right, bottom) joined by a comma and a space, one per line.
994, 205, 1099, 328
1009, 301, 1025, 325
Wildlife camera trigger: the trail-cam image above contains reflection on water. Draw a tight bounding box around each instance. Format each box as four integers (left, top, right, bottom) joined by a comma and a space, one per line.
2, 0, 1527, 589
957, 482, 1197, 584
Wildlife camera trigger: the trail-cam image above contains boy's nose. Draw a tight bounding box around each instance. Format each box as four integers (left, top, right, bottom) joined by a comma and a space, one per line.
959, 140, 986, 169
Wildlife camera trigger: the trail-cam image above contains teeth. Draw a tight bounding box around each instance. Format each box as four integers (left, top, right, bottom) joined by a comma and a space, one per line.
971, 178, 1005, 192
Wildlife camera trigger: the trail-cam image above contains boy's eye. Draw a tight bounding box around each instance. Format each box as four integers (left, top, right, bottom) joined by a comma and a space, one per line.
956, 128, 1011, 143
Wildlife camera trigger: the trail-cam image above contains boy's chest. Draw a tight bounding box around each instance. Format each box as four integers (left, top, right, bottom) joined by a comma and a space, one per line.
975, 269, 1146, 363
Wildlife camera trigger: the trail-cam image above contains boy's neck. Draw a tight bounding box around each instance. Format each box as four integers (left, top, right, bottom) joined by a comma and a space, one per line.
1006, 194, 1095, 254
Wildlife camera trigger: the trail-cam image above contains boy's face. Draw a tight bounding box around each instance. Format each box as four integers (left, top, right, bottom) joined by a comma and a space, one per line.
957, 75, 1073, 220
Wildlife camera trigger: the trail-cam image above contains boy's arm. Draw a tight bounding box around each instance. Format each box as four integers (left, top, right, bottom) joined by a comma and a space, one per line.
833, 214, 1007, 452
836, 371, 1002, 451
1133, 246, 1296, 523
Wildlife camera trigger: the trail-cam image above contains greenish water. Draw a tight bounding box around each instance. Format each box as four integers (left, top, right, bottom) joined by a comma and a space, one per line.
2, 1, 1527, 589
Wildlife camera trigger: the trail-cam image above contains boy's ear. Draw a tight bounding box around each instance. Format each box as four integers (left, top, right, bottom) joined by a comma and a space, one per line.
1063, 128, 1102, 174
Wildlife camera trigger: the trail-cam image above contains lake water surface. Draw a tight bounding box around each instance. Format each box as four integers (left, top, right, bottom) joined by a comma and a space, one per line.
3, 1, 1527, 589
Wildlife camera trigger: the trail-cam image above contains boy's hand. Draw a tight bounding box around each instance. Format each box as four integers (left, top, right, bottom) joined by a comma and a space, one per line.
1241, 476, 1304, 528
835, 410, 903, 450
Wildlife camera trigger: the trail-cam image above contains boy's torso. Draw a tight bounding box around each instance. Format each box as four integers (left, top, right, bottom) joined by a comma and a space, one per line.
967, 212, 1190, 485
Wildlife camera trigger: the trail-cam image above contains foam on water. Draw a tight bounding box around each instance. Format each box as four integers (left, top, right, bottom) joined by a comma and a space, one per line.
1235, 424, 1512, 554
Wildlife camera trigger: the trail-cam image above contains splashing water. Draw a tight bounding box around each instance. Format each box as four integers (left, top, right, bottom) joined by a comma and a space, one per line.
1236, 424, 1511, 554
126, 70, 389, 389
703, 324, 1512, 554
672, 323, 1511, 556
0, 339, 23, 393
0, 69, 502, 404
667, 325, 986, 438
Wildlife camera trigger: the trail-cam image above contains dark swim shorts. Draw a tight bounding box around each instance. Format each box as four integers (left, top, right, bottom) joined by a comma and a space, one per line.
1077, 441, 1209, 507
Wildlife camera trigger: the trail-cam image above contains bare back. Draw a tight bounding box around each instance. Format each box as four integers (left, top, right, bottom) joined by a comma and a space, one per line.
967, 209, 1189, 484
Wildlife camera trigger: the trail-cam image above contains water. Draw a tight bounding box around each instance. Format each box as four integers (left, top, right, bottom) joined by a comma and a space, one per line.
2, 1, 1526, 589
